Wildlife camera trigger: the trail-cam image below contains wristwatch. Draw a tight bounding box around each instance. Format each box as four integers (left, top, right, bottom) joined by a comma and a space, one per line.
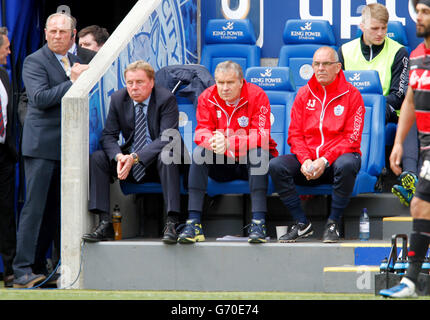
321, 157, 329, 168
131, 153, 139, 165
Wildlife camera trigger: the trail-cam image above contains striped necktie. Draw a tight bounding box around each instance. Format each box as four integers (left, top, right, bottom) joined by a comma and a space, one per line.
0, 96, 4, 138
132, 103, 149, 182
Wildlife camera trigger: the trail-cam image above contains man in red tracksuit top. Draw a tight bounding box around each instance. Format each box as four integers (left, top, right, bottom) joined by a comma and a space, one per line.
269, 46, 365, 243
178, 60, 278, 244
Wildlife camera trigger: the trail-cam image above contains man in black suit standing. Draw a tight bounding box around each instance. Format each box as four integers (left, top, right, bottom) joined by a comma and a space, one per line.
13, 13, 88, 288
0, 27, 17, 288
83, 60, 183, 244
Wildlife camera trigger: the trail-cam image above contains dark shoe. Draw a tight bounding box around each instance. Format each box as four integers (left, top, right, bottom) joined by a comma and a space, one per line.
13, 273, 46, 288
247, 219, 267, 243
82, 220, 114, 242
162, 221, 178, 244
322, 220, 340, 243
3, 274, 13, 288
177, 219, 205, 244
279, 221, 313, 243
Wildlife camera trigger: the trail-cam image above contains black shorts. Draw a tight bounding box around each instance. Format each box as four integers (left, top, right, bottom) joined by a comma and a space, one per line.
415, 149, 430, 202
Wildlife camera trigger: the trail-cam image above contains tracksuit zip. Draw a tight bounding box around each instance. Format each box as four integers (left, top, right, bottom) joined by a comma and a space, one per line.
209, 96, 247, 157
308, 85, 349, 159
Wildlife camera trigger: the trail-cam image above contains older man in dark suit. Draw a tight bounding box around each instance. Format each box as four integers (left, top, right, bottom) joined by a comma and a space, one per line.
0, 27, 17, 288
83, 60, 183, 244
12, 13, 88, 288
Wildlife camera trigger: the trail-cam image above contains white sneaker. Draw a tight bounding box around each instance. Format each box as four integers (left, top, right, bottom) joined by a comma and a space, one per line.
379, 277, 418, 298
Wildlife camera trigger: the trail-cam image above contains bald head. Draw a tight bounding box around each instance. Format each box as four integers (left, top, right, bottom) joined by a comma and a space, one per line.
312, 46, 341, 86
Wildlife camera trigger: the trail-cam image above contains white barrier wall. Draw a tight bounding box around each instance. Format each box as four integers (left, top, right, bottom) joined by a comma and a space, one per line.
61, 0, 162, 289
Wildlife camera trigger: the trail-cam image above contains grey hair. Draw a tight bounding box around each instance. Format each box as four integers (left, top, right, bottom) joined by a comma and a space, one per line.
314, 46, 340, 62
214, 60, 244, 80
45, 13, 76, 30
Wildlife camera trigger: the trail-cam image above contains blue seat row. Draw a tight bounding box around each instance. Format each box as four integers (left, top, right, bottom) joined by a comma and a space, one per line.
122, 67, 385, 199
199, 18, 407, 148
120, 17, 392, 206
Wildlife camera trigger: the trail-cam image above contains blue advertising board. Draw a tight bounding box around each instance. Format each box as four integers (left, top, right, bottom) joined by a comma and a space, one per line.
202, 0, 421, 59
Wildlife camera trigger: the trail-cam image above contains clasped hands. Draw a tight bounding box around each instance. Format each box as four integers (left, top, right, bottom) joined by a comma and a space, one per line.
116, 153, 134, 180
209, 130, 229, 154
301, 158, 326, 180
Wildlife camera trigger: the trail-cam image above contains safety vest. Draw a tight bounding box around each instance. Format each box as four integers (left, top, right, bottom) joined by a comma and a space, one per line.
342, 37, 403, 97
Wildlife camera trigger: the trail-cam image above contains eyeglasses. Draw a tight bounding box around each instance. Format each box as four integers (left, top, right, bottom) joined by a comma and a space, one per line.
312, 61, 339, 68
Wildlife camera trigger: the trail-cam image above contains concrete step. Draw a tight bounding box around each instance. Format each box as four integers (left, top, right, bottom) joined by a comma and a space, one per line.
81, 239, 393, 292
323, 241, 411, 294
323, 265, 380, 294
382, 216, 412, 240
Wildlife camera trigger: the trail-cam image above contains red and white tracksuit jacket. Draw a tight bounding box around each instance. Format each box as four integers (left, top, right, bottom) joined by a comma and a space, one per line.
194, 80, 278, 158
288, 70, 365, 165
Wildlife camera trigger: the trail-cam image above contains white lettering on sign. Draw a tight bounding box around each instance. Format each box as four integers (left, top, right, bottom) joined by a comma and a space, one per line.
299, 0, 408, 39
221, 0, 250, 19
299, 0, 332, 23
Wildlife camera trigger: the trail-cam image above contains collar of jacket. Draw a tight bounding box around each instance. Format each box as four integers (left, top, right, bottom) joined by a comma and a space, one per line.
307, 68, 349, 99
208, 78, 249, 110
360, 35, 385, 61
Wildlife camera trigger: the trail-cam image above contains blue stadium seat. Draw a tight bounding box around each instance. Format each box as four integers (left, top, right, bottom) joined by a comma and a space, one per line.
200, 19, 260, 75
387, 21, 410, 53
177, 95, 197, 159
245, 66, 296, 156
283, 70, 385, 196
278, 19, 336, 89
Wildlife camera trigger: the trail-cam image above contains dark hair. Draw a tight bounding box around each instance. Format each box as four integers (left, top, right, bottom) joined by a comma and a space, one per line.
0, 27, 8, 47
78, 25, 110, 46
413, 0, 430, 11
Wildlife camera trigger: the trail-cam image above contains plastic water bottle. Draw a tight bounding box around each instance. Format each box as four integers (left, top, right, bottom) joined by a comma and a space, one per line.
359, 208, 370, 241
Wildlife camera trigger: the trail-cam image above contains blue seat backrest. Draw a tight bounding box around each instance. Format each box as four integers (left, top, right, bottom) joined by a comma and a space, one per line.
245, 66, 296, 156
278, 19, 336, 89
176, 94, 197, 158
201, 19, 260, 75
387, 21, 409, 46
344, 70, 385, 176
344, 70, 383, 95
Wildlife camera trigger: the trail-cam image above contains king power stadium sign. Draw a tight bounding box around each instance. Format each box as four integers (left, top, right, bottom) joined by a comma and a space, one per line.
204, 0, 421, 58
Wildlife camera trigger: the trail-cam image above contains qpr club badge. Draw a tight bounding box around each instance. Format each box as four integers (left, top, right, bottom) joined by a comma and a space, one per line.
238, 116, 249, 127
334, 104, 344, 116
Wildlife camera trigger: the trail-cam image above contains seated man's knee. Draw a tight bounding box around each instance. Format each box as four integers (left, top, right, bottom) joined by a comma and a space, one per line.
269, 155, 297, 178
269, 156, 284, 177
333, 153, 360, 176
248, 148, 270, 176
191, 146, 213, 165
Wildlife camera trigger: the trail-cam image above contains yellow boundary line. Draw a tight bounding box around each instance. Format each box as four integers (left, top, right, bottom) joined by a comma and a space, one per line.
340, 243, 392, 247
324, 266, 380, 272
382, 217, 412, 222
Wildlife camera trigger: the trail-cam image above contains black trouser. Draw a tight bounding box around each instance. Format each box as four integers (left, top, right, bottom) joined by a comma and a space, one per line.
269, 153, 361, 200
0, 144, 16, 277
402, 122, 420, 175
89, 150, 181, 215
188, 146, 270, 213
13, 157, 60, 278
